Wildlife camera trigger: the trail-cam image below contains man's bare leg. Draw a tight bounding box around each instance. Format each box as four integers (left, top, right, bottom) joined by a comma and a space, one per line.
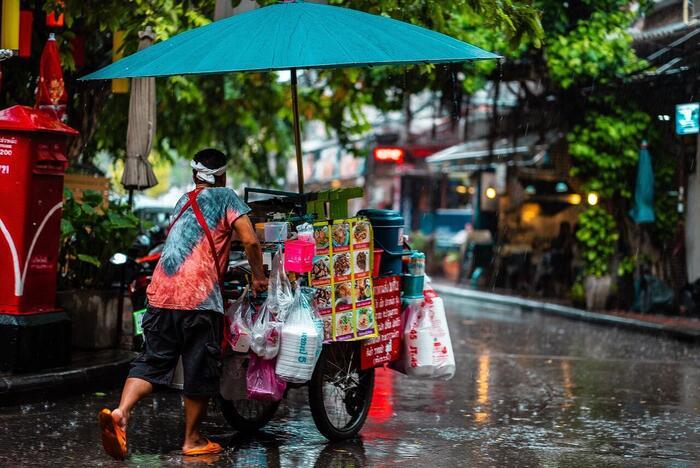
111, 377, 154, 430
182, 395, 210, 451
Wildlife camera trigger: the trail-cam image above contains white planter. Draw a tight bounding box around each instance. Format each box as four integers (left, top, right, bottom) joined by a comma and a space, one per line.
584, 275, 612, 311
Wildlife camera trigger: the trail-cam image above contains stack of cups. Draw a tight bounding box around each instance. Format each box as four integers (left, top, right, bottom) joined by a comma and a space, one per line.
275, 323, 321, 383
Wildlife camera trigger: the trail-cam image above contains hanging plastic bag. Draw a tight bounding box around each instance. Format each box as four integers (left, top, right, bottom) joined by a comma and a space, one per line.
400, 285, 455, 380
250, 298, 282, 359
269, 250, 293, 321
276, 287, 322, 383
402, 299, 435, 377
225, 287, 254, 353
220, 354, 248, 400
246, 354, 286, 401
423, 287, 455, 380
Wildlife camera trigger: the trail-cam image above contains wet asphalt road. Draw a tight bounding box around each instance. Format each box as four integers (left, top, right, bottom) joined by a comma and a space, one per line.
2, 296, 700, 467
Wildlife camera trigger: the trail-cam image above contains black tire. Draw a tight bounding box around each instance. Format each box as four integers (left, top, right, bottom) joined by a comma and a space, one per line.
217, 395, 280, 432
308, 342, 375, 441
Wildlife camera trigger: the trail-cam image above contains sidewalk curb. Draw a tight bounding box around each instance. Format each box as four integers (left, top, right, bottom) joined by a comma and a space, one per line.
433, 283, 700, 343
0, 350, 135, 404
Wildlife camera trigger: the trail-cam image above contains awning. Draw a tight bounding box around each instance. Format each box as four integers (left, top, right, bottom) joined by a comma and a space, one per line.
426, 133, 559, 172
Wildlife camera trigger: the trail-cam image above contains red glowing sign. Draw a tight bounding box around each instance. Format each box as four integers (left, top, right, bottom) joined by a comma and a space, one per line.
373, 147, 405, 164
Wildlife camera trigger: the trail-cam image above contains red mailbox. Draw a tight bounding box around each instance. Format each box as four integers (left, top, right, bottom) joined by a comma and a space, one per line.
0, 106, 77, 372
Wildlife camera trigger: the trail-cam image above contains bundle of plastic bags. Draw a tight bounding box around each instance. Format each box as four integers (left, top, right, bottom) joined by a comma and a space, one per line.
400, 284, 455, 380
275, 286, 322, 383
224, 287, 254, 353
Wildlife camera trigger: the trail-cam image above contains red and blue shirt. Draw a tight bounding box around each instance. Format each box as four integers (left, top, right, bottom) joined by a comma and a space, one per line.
146, 187, 250, 313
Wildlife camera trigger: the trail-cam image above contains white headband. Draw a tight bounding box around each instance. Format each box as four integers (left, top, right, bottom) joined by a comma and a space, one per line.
191, 160, 226, 184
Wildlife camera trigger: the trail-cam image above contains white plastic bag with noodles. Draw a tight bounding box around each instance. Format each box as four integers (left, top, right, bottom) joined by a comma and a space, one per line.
275, 287, 322, 383
225, 287, 253, 353
269, 250, 293, 320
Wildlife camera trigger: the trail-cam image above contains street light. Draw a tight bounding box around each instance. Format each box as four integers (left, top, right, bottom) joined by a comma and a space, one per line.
485, 187, 497, 199
587, 192, 599, 206
567, 194, 582, 205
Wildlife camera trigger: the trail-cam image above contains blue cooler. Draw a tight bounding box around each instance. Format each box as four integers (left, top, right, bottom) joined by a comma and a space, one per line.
357, 209, 405, 276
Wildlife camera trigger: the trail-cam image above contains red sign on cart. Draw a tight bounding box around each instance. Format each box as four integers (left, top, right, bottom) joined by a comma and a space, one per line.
361, 275, 402, 369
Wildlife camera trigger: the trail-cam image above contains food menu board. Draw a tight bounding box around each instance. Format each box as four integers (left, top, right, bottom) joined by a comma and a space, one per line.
361, 276, 402, 370
310, 217, 378, 342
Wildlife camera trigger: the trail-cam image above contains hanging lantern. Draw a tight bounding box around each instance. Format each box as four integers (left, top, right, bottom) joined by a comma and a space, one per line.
18, 10, 33, 58
71, 35, 85, 69
45, 0, 64, 28
1, 0, 20, 51
111, 30, 129, 93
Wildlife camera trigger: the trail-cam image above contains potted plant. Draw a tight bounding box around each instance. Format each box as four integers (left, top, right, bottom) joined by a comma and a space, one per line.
576, 206, 617, 310
57, 189, 140, 349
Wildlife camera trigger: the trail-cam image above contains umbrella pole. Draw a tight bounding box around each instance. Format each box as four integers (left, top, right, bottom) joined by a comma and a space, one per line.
127, 188, 134, 208
290, 69, 304, 194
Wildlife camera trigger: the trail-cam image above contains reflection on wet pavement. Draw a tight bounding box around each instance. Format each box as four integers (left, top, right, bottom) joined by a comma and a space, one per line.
1, 296, 700, 466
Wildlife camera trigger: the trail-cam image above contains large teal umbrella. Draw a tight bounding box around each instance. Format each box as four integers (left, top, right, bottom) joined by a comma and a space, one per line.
629, 141, 655, 224
81, 0, 499, 193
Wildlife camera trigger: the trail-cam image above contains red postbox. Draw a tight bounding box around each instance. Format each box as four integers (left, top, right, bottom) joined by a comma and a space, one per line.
0, 105, 77, 372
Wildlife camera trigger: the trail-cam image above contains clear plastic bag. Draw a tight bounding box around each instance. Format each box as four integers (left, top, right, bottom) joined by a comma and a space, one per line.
250, 298, 282, 359
275, 287, 322, 383
246, 355, 286, 401
225, 287, 253, 353
269, 250, 293, 321
400, 285, 455, 380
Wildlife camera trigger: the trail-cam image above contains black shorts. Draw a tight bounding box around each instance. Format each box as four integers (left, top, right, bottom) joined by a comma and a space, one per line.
129, 307, 222, 396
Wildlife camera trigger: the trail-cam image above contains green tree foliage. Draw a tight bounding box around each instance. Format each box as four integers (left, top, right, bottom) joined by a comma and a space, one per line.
59, 189, 140, 289
546, 11, 644, 89
575, 206, 619, 277
568, 106, 650, 199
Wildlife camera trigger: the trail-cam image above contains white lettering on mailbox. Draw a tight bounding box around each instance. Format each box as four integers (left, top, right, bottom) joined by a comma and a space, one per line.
0, 164, 8, 174
0, 136, 16, 157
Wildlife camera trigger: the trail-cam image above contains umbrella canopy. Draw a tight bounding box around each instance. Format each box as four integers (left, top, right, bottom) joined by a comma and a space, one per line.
629, 141, 655, 224
122, 27, 158, 193
81, 0, 499, 192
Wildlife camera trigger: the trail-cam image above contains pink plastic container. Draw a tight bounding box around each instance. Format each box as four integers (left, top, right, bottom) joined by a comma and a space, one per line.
284, 240, 315, 273
372, 248, 383, 278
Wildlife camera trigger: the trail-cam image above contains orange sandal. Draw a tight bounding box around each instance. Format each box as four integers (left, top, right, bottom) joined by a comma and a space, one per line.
98, 409, 127, 460
182, 439, 222, 456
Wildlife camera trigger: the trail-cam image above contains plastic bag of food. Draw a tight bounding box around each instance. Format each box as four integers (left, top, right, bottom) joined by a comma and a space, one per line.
250, 298, 282, 359
423, 288, 455, 380
401, 299, 434, 377
246, 354, 286, 401
296, 222, 315, 243
275, 287, 322, 383
225, 288, 254, 353
269, 250, 293, 320
400, 287, 455, 380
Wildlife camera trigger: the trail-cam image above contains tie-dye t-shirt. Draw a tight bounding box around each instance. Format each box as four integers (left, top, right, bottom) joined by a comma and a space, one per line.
146, 187, 251, 313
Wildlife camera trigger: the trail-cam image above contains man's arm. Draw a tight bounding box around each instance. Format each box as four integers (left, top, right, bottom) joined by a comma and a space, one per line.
233, 214, 268, 294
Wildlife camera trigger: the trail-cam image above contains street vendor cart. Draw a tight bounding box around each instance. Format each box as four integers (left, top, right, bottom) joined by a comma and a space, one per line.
217, 187, 391, 441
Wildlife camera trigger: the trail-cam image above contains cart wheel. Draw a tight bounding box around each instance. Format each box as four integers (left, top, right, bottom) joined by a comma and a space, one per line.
217, 396, 280, 432
308, 342, 375, 441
